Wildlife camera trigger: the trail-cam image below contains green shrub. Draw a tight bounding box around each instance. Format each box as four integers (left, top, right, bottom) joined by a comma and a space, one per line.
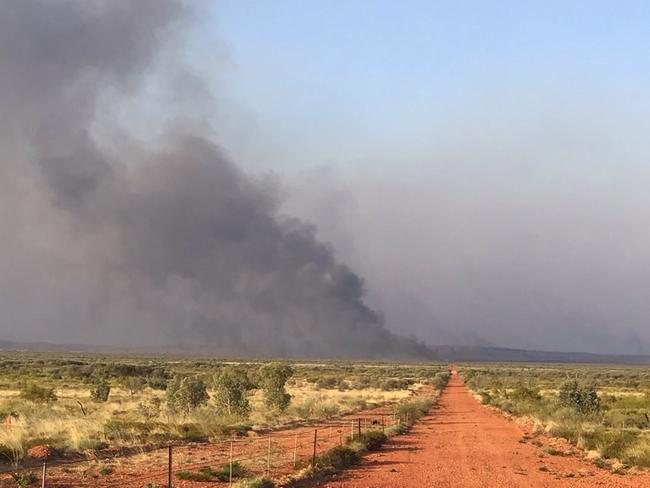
558, 381, 600, 415
10, 472, 37, 487
580, 429, 638, 459
385, 423, 408, 436
431, 371, 451, 391
315, 377, 340, 389
479, 391, 493, 404
317, 446, 360, 471
350, 431, 387, 451
90, 381, 111, 402
234, 477, 275, 488
176, 468, 215, 482
215, 462, 247, 481
624, 444, 650, 468
395, 399, 432, 424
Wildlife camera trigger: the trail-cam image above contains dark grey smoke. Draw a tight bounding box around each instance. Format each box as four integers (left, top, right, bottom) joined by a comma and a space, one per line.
0, 0, 428, 359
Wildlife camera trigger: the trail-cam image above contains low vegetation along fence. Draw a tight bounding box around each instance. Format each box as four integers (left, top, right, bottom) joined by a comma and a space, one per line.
1, 410, 423, 487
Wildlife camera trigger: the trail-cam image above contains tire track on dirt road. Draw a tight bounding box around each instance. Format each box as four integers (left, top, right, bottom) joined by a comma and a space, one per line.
304, 371, 650, 487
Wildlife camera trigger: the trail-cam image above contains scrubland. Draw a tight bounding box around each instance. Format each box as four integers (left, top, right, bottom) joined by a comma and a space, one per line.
0, 353, 448, 473
460, 363, 650, 470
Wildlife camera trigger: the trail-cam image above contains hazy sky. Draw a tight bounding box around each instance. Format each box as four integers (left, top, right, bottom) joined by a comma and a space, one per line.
2, 1, 650, 356
191, 1, 650, 354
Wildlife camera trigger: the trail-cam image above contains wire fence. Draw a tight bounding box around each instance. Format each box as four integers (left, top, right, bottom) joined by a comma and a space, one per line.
0, 409, 418, 487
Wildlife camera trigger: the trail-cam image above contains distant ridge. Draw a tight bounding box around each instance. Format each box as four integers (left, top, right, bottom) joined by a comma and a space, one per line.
0, 339, 649, 364
429, 345, 650, 365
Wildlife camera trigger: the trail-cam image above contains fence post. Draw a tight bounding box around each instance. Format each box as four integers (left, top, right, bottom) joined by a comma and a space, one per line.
266, 437, 271, 478
229, 440, 233, 487
350, 420, 354, 440
41, 462, 47, 488
357, 418, 361, 438
168, 445, 173, 488
311, 429, 317, 467
293, 433, 298, 469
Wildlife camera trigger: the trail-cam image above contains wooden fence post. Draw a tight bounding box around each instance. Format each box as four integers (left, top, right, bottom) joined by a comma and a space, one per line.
311, 429, 317, 467
266, 437, 271, 478
41, 462, 47, 488
293, 433, 298, 469
168, 445, 173, 488
229, 440, 233, 487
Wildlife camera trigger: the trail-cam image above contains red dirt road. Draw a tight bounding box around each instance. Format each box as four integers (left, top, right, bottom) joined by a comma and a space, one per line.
309, 371, 650, 487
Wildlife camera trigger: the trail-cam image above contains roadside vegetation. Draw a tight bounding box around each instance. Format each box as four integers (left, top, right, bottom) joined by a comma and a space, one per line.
460, 363, 650, 470
0, 353, 448, 470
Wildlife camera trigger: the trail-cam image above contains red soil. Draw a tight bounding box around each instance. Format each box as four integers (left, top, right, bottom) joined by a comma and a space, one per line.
307, 371, 650, 488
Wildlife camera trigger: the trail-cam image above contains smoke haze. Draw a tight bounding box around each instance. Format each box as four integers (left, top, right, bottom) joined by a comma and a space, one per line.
3, 1, 649, 358
0, 0, 429, 358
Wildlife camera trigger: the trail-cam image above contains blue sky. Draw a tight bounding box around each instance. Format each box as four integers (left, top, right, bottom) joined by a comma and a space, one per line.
192, 1, 650, 168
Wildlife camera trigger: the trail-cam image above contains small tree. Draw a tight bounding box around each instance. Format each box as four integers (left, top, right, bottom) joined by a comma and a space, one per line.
90, 380, 111, 402
558, 380, 600, 415
119, 377, 146, 397
166, 375, 209, 416
213, 366, 252, 418
258, 363, 293, 412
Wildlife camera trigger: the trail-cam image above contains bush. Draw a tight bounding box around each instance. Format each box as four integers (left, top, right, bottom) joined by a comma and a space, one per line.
379, 378, 410, 391
511, 384, 541, 402
558, 381, 600, 415
315, 376, 340, 389
317, 446, 360, 471
479, 391, 493, 404
350, 431, 387, 451
90, 381, 111, 402
580, 429, 639, 459
385, 423, 408, 436
214, 462, 246, 481
176, 468, 215, 482
20, 384, 56, 403
10, 472, 37, 487
395, 399, 432, 424
234, 477, 275, 488
431, 371, 451, 391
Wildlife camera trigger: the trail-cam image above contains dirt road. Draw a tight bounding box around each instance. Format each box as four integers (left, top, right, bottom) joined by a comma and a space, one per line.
308, 371, 650, 487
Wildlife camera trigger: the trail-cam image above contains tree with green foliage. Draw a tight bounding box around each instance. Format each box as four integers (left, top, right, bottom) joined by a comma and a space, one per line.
90, 380, 111, 402
213, 366, 252, 418
258, 363, 293, 412
119, 376, 146, 397
166, 375, 209, 415
558, 380, 600, 415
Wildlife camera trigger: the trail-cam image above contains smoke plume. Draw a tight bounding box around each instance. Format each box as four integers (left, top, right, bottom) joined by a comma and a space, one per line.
0, 0, 428, 358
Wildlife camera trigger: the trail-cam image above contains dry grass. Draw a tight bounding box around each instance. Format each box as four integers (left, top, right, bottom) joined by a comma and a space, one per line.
0, 364, 430, 465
